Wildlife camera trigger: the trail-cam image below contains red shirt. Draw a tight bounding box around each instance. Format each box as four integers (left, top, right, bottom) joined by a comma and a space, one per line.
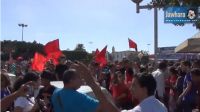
125, 72, 133, 88
169, 75, 177, 96
110, 82, 131, 103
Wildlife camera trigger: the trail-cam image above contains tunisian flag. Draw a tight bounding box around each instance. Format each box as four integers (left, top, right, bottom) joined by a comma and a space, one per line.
31, 52, 47, 72
44, 39, 60, 55
95, 46, 107, 66
46, 51, 62, 65
44, 39, 63, 65
128, 38, 138, 52
95, 49, 100, 56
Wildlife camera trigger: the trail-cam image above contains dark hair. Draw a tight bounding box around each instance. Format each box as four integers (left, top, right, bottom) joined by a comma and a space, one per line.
181, 61, 191, 67
177, 66, 186, 76
58, 55, 66, 62
169, 66, 178, 75
112, 71, 121, 84
192, 60, 200, 68
40, 70, 54, 81
13, 72, 39, 91
136, 73, 156, 96
158, 62, 167, 70
191, 68, 200, 76
63, 69, 77, 84
23, 72, 39, 83
127, 68, 134, 76
168, 61, 174, 66
140, 67, 147, 73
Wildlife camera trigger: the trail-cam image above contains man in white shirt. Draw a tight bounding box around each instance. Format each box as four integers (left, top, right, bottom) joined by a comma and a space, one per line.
69, 62, 167, 112
152, 62, 167, 101
122, 73, 167, 112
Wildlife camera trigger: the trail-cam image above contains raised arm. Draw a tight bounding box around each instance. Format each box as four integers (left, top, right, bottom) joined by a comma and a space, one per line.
71, 62, 120, 112
0, 82, 30, 111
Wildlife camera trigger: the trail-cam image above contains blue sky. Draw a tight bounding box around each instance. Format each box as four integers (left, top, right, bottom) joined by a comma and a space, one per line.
1, 0, 198, 54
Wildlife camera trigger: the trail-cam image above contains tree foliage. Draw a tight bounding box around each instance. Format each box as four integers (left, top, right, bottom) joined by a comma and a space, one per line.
1, 40, 44, 61
74, 44, 86, 52
62, 50, 93, 63
1, 40, 93, 64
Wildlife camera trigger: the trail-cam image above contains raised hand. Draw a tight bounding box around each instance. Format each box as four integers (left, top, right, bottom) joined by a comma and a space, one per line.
17, 81, 34, 96
70, 62, 96, 85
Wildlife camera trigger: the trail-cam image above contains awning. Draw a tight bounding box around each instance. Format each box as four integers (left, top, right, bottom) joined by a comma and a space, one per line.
175, 32, 200, 53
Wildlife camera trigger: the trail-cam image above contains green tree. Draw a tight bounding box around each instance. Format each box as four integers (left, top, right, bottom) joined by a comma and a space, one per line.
62, 50, 93, 64
1, 40, 44, 61
74, 44, 86, 52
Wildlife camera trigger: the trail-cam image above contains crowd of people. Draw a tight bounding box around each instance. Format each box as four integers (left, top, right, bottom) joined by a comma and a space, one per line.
1, 55, 200, 112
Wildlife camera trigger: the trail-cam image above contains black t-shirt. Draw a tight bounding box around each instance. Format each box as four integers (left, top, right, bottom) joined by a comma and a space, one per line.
55, 64, 68, 80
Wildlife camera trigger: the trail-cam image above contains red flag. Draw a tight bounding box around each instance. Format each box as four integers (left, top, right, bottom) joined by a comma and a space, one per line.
31, 52, 47, 72
95, 49, 100, 56
128, 38, 138, 52
46, 51, 62, 65
95, 46, 107, 67
44, 39, 60, 55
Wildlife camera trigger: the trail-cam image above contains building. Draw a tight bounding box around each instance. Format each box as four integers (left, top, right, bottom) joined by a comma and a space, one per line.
175, 32, 200, 53
111, 46, 137, 62
157, 46, 199, 60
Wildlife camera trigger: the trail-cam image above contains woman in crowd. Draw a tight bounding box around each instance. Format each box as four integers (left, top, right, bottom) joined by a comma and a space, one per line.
109, 71, 132, 109
36, 70, 56, 112
125, 67, 134, 88
168, 66, 178, 112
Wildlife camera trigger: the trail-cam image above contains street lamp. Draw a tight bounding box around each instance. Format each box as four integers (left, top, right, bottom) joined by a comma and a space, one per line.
18, 23, 28, 41
147, 44, 151, 53
131, 0, 159, 63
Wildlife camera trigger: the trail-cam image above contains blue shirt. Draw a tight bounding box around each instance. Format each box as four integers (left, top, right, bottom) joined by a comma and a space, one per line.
51, 88, 99, 112
1, 87, 11, 99
183, 73, 197, 102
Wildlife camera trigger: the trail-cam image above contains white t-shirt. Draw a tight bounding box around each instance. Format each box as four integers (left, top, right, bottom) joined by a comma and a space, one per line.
121, 96, 167, 112
14, 96, 35, 112
152, 69, 165, 98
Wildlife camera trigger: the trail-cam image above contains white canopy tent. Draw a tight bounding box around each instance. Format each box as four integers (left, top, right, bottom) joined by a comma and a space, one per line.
175, 32, 200, 53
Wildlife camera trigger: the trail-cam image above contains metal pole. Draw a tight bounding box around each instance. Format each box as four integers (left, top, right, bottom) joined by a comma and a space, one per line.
136, 2, 140, 13
22, 26, 24, 41
131, 1, 158, 63
154, 7, 158, 63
